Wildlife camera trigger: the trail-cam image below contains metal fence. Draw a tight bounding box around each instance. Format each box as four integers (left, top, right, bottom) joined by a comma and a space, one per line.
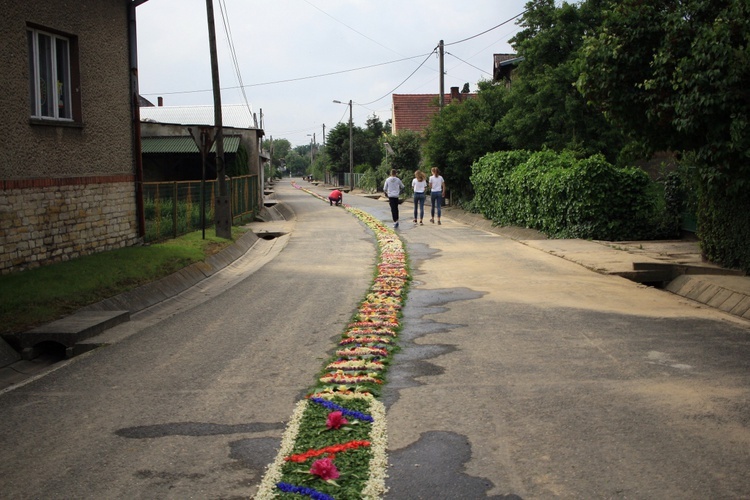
142, 175, 259, 243
327, 171, 363, 189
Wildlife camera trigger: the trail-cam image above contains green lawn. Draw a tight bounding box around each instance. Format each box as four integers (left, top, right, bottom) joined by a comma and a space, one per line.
0, 228, 247, 335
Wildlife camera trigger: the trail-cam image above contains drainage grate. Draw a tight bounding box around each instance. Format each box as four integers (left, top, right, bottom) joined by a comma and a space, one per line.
255, 231, 286, 241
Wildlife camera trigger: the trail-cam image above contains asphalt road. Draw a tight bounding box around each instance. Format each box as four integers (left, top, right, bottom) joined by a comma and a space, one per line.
0, 182, 375, 498
1, 179, 749, 499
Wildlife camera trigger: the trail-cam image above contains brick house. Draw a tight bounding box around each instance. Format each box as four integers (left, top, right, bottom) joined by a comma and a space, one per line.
392, 87, 475, 135
0, 1, 147, 274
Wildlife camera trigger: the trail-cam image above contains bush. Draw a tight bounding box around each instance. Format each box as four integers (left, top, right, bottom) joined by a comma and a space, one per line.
470, 149, 657, 240
698, 180, 750, 273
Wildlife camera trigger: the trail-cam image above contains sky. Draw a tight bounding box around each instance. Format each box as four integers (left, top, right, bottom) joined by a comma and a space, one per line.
135, 0, 529, 146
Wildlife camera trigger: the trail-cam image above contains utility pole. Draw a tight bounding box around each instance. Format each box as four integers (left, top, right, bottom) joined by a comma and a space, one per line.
206, 0, 232, 239
333, 100, 354, 190
439, 40, 445, 109
348, 100, 353, 191
322, 124, 326, 147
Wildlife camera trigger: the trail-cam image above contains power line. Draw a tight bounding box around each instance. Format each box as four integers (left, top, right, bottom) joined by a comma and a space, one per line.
357, 47, 438, 106
445, 10, 527, 46
217, 0, 251, 112
303, 0, 404, 58
141, 53, 432, 97
445, 51, 492, 76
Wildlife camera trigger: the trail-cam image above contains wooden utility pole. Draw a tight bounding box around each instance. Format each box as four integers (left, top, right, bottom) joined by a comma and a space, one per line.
206, 0, 232, 239
348, 100, 353, 191
439, 40, 445, 109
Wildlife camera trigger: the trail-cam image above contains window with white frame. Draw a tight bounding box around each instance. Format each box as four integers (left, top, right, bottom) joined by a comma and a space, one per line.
27, 27, 73, 121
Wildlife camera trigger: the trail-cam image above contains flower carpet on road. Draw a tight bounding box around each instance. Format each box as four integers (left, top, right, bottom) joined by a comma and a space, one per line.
255, 184, 409, 500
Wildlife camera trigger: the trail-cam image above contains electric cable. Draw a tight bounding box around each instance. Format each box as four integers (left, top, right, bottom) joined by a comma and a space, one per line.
444, 10, 527, 46
445, 51, 492, 76
217, 0, 251, 112
142, 53, 432, 97
357, 46, 438, 106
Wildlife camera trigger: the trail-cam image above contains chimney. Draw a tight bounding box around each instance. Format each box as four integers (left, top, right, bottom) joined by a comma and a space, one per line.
158, 96, 164, 107
450, 86, 460, 102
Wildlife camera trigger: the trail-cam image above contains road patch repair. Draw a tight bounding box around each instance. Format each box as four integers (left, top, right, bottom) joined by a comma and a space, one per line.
255, 183, 409, 499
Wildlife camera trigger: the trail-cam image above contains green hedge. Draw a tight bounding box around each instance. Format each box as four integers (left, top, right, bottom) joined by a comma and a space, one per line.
470, 150, 656, 240
698, 182, 750, 273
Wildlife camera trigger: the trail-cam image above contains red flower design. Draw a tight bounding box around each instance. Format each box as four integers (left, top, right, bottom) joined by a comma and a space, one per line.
309, 457, 340, 481
285, 440, 371, 462
326, 411, 348, 429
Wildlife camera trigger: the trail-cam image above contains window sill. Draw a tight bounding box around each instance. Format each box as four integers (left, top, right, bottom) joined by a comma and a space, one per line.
29, 118, 84, 129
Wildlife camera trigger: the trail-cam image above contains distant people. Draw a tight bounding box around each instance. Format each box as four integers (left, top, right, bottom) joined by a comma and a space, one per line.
412, 169, 427, 225
329, 189, 343, 206
429, 167, 446, 225
383, 169, 405, 228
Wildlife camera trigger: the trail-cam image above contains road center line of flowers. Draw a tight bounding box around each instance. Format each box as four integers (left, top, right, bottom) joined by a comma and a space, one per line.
254, 184, 409, 499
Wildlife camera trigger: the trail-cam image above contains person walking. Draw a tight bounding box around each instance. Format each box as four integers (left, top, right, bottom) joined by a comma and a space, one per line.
383, 169, 405, 228
429, 167, 446, 224
412, 170, 427, 225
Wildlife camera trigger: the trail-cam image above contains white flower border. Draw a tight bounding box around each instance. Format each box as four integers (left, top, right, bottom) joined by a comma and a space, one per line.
254, 399, 308, 499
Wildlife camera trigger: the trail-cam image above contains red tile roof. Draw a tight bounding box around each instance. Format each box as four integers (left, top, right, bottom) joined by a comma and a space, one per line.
392, 91, 475, 135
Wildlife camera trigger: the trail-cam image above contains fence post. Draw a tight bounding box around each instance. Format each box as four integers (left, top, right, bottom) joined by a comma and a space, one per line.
173, 181, 178, 239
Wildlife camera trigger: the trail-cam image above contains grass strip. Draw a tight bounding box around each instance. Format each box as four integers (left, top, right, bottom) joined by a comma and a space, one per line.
0, 227, 246, 335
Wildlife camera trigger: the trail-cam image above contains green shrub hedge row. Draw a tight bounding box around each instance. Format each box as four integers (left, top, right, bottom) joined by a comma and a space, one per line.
470, 150, 657, 240
699, 183, 750, 273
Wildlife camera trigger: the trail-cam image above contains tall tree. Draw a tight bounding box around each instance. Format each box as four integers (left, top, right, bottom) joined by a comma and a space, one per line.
423, 81, 511, 200
263, 138, 292, 171
501, 0, 625, 161
577, 0, 750, 270
383, 130, 422, 173
326, 122, 359, 174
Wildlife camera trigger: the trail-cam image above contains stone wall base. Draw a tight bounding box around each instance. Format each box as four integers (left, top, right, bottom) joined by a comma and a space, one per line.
0, 177, 141, 274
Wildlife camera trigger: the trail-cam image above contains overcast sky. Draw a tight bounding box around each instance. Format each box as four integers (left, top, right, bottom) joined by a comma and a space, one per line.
135, 0, 529, 146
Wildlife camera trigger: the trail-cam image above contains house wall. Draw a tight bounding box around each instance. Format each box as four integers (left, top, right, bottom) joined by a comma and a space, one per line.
0, 1, 139, 274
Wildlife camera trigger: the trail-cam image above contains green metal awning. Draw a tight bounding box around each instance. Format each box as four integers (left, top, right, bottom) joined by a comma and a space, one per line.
141, 136, 240, 154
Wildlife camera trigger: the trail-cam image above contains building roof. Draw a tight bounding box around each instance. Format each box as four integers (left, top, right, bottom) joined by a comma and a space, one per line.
140, 104, 257, 129
493, 53, 524, 82
392, 92, 475, 134
141, 136, 241, 154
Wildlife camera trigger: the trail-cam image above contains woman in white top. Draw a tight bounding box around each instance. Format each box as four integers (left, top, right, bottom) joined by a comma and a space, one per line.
383, 169, 405, 228
428, 167, 446, 225
411, 170, 427, 225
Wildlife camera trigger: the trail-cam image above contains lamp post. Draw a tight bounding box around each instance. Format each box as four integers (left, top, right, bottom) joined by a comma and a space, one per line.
333, 99, 353, 190
307, 133, 316, 171
384, 142, 394, 170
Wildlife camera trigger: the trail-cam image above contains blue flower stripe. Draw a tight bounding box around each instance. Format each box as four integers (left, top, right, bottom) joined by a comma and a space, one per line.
309, 397, 375, 422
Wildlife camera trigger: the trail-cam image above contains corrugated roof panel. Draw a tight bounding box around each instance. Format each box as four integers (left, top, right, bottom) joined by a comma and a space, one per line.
142, 136, 240, 154
140, 104, 256, 129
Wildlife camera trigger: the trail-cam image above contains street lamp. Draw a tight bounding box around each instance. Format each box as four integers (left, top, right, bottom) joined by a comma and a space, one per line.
333, 99, 353, 191
384, 142, 394, 170
306, 133, 316, 174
